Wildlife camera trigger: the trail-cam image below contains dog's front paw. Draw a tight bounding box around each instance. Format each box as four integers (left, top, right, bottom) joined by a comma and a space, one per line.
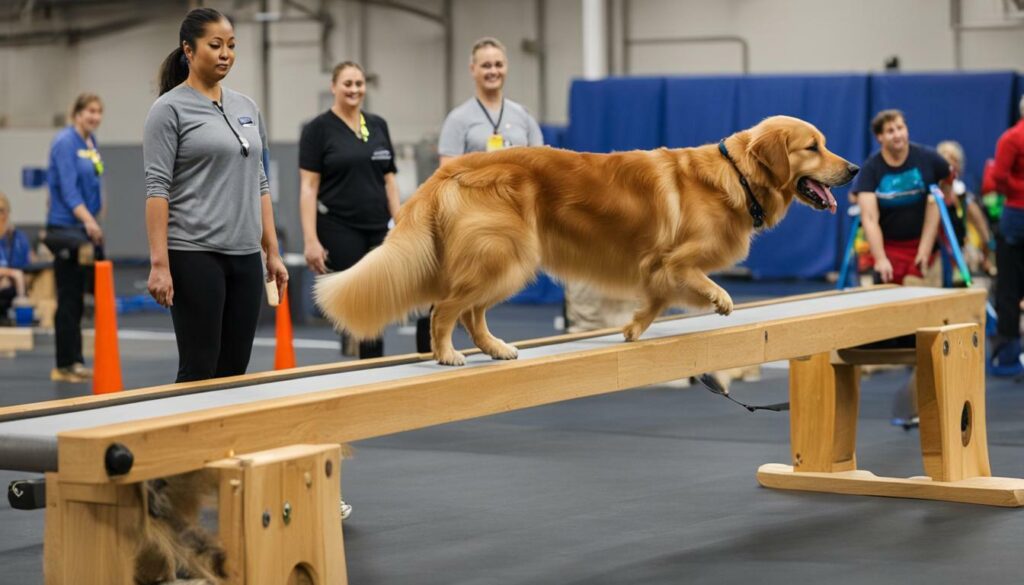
622, 321, 645, 342
484, 341, 519, 360
435, 349, 466, 366
712, 292, 734, 316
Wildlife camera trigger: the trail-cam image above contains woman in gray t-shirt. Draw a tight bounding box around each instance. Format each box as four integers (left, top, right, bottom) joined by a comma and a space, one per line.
143, 7, 287, 382
416, 37, 545, 352
437, 37, 544, 165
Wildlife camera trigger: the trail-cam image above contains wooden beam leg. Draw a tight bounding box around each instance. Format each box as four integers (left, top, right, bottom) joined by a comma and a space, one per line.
209, 444, 346, 585
787, 353, 859, 473
916, 324, 991, 481
759, 324, 1024, 507
43, 473, 141, 584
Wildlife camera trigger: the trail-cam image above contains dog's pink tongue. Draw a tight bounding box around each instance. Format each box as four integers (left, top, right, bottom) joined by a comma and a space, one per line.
808, 179, 837, 214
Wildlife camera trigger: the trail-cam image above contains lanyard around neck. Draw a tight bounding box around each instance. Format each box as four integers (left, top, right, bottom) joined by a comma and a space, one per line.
355, 112, 369, 142
475, 98, 504, 134
213, 100, 250, 157
334, 108, 369, 142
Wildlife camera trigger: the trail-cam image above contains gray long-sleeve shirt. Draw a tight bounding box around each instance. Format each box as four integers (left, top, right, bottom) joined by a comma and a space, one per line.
144, 84, 270, 254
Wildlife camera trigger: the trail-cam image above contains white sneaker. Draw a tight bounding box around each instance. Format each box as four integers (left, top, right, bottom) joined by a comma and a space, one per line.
340, 499, 352, 521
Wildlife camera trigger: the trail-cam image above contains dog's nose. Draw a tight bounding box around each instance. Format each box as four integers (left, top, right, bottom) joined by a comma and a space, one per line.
847, 163, 860, 177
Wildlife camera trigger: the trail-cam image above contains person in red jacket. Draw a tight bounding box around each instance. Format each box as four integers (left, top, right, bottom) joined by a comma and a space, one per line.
990, 95, 1024, 377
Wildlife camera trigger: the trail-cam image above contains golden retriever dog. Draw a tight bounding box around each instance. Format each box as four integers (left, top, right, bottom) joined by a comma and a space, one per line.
315, 115, 858, 365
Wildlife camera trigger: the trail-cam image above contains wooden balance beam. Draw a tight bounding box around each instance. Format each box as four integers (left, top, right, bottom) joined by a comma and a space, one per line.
1, 286, 1020, 585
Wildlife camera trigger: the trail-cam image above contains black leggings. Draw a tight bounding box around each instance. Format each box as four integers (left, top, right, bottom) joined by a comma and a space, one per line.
317, 217, 387, 358
995, 233, 1024, 341
0, 286, 15, 323
168, 250, 263, 382
49, 240, 88, 368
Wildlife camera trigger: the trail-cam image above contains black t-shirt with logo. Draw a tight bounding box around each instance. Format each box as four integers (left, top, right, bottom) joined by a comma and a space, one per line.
299, 110, 398, 230
851, 143, 951, 242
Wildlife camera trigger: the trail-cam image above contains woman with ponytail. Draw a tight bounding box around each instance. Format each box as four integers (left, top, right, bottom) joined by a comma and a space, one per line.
143, 7, 287, 382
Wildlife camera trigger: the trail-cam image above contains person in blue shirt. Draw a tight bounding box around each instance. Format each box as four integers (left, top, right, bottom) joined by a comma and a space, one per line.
44, 93, 105, 383
0, 191, 31, 322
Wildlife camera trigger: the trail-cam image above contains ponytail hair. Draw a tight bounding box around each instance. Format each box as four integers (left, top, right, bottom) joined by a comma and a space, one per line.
157, 7, 228, 95
158, 46, 189, 96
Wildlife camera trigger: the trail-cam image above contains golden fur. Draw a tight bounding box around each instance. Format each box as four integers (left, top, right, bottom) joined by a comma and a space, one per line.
135, 472, 226, 584
133, 445, 354, 584
315, 115, 857, 365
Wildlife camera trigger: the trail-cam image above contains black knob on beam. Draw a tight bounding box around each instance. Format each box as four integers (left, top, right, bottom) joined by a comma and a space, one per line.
7, 478, 47, 510
104, 443, 134, 476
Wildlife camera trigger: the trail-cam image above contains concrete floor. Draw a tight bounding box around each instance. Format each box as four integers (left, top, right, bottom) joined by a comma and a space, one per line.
1, 276, 1022, 584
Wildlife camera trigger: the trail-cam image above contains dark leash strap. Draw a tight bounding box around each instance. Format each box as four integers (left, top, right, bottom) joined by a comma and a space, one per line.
718, 140, 765, 229
697, 373, 789, 413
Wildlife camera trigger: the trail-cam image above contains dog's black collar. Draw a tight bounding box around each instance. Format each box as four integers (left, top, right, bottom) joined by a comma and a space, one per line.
718, 140, 765, 229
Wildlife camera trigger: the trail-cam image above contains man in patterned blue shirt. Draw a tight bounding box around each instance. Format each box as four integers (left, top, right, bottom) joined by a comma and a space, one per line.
851, 110, 952, 285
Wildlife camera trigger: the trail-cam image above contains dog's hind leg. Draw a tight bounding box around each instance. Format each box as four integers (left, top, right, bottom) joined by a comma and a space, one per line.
431, 299, 470, 365
623, 296, 669, 341
433, 280, 529, 366
432, 257, 534, 365
461, 306, 519, 360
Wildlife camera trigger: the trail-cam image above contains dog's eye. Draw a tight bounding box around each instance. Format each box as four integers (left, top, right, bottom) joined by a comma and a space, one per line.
807, 143, 819, 152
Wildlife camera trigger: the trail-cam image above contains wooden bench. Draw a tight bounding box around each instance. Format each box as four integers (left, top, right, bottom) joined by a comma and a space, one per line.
0, 326, 32, 357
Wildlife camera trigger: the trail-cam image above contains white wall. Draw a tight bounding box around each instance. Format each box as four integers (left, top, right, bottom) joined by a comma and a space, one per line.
360, 0, 447, 142
0, 44, 76, 129
544, 0, 584, 123
73, 20, 185, 144
451, 0, 542, 118
1, 0, 1022, 226
0, 130, 54, 225
5, 0, 1021, 138
624, 0, 1024, 75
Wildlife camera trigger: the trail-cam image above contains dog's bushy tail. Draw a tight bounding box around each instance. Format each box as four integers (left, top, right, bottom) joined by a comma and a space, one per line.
314, 188, 439, 340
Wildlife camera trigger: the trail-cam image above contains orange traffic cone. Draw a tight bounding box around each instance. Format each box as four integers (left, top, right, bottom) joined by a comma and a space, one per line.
274, 284, 296, 370
92, 260, 123, 394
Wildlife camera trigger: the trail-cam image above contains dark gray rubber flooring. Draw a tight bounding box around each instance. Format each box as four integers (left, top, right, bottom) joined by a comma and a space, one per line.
1, 278, 1022, 584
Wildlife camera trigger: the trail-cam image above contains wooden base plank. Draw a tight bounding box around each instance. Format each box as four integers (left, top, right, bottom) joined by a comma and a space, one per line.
757, 464, 1024, 507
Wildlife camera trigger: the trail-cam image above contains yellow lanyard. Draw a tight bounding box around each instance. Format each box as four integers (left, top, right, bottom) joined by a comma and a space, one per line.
77, 147, 104, 175
358, 113, 369, 142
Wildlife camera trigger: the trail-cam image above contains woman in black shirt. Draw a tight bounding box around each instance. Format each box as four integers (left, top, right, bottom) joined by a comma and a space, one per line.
300, 61, 400, 358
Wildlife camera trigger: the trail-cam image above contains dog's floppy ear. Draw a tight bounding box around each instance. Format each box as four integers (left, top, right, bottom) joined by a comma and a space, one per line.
747, 128, 791, 187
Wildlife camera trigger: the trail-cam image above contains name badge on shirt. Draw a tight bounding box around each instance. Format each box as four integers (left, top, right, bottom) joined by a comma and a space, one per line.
77, 148, 104, 175
486, 133, 505, 152
238, 116, 255, 127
